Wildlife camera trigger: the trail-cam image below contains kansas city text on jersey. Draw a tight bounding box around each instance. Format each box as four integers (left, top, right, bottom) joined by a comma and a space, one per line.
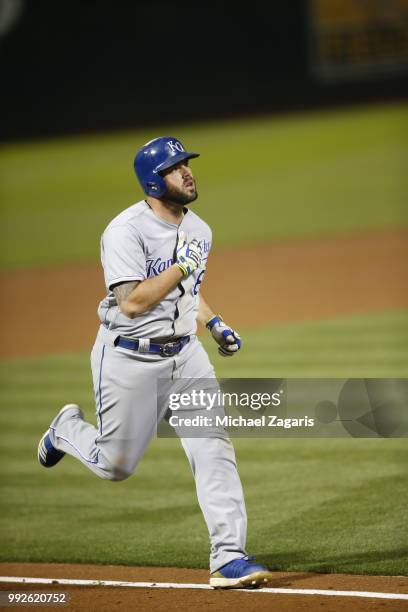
146, 240, 211, 277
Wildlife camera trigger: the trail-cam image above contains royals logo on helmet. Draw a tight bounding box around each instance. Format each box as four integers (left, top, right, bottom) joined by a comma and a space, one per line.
167, 140, 185, 154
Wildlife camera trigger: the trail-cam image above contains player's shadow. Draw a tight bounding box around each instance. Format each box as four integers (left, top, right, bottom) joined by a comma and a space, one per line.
262, 572, 312, 587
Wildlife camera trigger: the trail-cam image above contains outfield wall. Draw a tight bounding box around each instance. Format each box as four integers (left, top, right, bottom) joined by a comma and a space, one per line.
1, 1, 407, 141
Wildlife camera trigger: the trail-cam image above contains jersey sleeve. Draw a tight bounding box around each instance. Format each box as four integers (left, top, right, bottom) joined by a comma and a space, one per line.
101, 224, 147, 290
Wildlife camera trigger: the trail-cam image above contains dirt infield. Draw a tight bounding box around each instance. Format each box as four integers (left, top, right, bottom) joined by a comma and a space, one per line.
1, 228, 407, 359
1, 563, 407, 611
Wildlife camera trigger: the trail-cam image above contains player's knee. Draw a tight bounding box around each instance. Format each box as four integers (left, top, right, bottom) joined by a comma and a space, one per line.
103, 462, 134, 482
111, 466, 134, 482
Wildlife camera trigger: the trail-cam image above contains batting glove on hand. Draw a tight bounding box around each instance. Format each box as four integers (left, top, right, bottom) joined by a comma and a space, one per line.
206, 315, 242, 357
175, 231, 202, 277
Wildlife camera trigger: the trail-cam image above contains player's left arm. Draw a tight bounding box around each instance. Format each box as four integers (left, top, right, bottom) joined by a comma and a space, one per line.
198, 294, 242, 357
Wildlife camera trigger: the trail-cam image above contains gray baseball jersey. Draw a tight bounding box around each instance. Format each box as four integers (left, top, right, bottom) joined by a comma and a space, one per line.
97, 199, 212, 339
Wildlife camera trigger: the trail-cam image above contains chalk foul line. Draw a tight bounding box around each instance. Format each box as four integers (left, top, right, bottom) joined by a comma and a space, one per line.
0, 576, 407, 600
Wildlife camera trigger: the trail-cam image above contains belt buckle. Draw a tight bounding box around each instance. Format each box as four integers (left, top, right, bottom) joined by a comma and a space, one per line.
160, 342, 177, 357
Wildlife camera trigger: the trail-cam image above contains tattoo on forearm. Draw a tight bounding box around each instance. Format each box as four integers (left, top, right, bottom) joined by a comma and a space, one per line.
113, 281, 139, 304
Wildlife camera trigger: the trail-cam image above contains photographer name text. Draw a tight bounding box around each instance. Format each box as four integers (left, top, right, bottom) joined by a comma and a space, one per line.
168, 414, 315, 429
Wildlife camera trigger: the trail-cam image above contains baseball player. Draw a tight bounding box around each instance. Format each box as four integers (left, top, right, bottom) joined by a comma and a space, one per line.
37, 137, 272, 589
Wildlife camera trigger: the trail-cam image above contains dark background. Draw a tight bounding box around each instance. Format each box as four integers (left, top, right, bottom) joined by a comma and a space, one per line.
1, 0, 407, 141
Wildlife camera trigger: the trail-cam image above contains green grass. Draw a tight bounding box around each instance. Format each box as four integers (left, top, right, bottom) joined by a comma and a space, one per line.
209, 309, 408, 378
0, 103, 407, 269
0, 309, 407, 574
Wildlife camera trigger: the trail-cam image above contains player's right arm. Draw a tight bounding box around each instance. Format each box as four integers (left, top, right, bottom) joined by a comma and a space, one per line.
113, 266, 183, 318
113, 233, 202, 318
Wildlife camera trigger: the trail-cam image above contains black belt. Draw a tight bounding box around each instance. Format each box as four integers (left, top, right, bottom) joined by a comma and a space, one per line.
115, 335, 190, 357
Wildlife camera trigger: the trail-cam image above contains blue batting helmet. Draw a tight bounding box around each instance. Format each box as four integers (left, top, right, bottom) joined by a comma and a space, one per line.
134, 136, 200, 198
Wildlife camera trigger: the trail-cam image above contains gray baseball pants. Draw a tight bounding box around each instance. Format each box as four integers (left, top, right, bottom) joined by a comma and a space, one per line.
49, 324, 247, 572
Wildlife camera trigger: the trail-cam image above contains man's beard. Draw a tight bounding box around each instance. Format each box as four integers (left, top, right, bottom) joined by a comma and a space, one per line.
163, 184, 198, 206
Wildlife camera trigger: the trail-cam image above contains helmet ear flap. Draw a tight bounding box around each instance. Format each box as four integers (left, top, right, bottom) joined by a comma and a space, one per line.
146, 180, 162, 194
145, 176, 166, 197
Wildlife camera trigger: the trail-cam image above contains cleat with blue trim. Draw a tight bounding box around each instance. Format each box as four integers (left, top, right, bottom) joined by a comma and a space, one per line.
38, 431, 64, 468
209, 555, 272, 589
38, 404, 83, 468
